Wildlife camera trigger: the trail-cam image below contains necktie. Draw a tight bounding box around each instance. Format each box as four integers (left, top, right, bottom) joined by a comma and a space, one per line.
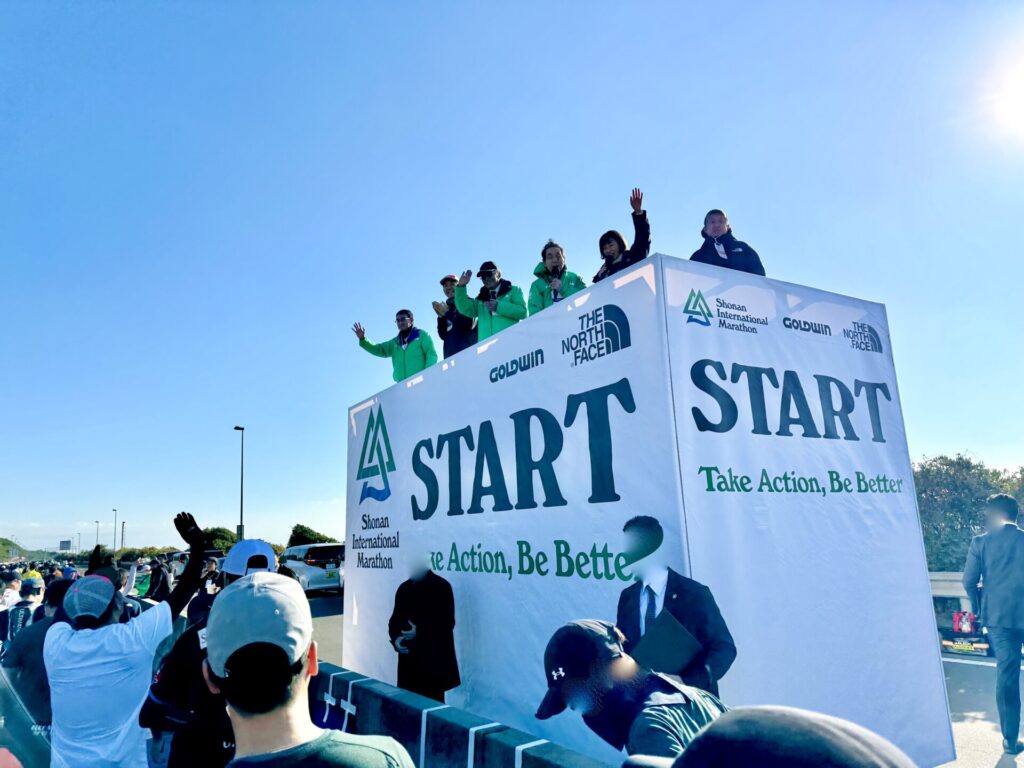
644, 585, 658, 635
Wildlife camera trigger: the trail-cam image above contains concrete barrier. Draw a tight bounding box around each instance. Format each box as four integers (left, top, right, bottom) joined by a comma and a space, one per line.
313, 662, 610, 768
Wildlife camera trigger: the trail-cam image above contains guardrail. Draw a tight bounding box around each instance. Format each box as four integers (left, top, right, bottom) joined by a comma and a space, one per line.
311, 663, 609, 768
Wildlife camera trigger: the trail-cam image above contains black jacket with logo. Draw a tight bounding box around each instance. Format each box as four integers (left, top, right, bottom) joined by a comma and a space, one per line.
690, 230, 765, 276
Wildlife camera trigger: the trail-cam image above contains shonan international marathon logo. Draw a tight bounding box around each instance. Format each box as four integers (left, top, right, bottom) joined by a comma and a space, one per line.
685, 289, 768, 335
843, 321, 884, 354
561, 304, 631, 367
684, 289, 713, 326
356, 404, 395, 504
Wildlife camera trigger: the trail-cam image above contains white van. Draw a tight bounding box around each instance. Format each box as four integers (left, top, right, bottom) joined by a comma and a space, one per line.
280, 543, 345, 593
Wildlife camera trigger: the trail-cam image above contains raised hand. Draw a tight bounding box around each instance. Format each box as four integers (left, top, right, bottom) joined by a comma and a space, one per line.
630, 187, 643, 214
352, 322, 366, 341
88, 545, 102, 573
173, 511, 205, 549
432, 300, 448, 317
457, 270, 473, 287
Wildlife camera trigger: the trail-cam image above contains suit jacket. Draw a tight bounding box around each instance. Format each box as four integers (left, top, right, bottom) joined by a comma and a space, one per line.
617, 568, 737, 696
963, 523, 1024, 630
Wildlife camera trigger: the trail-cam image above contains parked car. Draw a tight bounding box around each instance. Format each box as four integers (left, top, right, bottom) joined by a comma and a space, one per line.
280, 543, 345, 593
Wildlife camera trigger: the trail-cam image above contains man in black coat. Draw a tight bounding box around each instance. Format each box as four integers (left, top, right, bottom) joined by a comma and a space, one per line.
616, 516, 736, 697
433, 274, 477, 358
962, 493, 1024, 755
144, 558, 172, 601
690, 209, 765, 276
388, 560, 460, 702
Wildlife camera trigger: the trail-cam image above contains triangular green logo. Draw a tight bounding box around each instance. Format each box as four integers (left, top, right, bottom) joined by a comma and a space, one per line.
684, 289, 713, 326
356, 405, 396, 503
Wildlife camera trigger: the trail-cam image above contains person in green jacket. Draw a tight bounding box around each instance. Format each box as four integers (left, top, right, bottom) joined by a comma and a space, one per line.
528, 240, 587, 315
352, 310, 438, 382
453, 261, 527, 341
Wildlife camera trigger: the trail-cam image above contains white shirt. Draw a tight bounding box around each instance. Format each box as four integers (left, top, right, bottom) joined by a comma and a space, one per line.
1, 588, 20, 609
713, 242, 728, 260
638, 568, 669, 635
44, 601, 173, 768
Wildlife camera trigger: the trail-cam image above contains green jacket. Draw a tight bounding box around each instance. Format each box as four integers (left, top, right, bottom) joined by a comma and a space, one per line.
453, 281, 527, 340
528, 262, 587, 315
359, 328, 438, 382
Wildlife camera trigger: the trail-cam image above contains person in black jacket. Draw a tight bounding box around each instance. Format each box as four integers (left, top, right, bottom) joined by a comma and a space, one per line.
689, 209, 765, 276
388, 555, 460, 702
615, 516, 736, 697
962, 493, 1024, 755
594, 188, 651, 283
140, 538, 279, 768
432, 274, 477, 358
144, 557, 172, 601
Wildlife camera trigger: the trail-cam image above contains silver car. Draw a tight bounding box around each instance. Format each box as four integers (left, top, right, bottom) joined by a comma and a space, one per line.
280, 543, 345, 593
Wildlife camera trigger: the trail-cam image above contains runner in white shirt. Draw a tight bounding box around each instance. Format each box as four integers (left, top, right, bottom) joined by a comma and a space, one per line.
44, 512, 207, 768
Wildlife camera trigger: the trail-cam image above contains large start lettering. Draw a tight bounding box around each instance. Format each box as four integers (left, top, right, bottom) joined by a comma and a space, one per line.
410, 378, 636, 519
689, 359, 892, 442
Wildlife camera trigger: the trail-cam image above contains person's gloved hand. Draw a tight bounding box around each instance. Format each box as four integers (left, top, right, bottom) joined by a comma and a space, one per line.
173, 512, 205, 550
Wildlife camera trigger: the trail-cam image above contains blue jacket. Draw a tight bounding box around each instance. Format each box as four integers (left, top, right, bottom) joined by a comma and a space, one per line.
690, 230, 765, 276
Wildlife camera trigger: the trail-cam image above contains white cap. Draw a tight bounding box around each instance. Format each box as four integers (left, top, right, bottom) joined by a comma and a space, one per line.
222, 539, 276, 576
206, 572, 313, 678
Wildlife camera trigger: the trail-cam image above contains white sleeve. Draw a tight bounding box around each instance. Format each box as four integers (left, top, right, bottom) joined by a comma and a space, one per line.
129, 601, 173, 653
122, 563, 139, 595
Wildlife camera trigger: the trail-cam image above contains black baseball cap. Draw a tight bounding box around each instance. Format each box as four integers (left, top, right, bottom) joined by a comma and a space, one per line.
535, 620, 624, 720
476, 261, 499, 277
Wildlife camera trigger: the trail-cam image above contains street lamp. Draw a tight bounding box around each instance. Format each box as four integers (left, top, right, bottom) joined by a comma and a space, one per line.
113, 509, 118, 552
234, 426, 245, 540
94, 520, 100, 547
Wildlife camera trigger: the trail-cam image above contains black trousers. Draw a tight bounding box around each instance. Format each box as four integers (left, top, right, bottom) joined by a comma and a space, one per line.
987, 627, 1024, 744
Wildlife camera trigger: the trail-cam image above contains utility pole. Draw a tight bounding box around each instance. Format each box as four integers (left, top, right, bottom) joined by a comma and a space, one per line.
121, 521, 126, 552
113, 509, 118, 552
234, 426, 245, 540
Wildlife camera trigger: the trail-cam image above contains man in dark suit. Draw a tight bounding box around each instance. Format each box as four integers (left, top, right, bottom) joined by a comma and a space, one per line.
963, 493, 1024, 755
388, 556, 460, 702
616, 516, 736, 696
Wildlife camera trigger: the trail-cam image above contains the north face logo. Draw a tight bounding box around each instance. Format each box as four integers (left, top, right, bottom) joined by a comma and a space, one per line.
560, 304, 632, 367
356, 405, 395, 503
684, 289, 713, 326
843, 321, 884, 354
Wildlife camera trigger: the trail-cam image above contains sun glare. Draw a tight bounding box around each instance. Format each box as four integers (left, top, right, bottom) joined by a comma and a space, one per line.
984, 51, 1024, 144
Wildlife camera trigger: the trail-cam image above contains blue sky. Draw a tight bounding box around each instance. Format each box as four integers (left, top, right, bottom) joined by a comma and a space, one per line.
2, 2, 1022, 551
